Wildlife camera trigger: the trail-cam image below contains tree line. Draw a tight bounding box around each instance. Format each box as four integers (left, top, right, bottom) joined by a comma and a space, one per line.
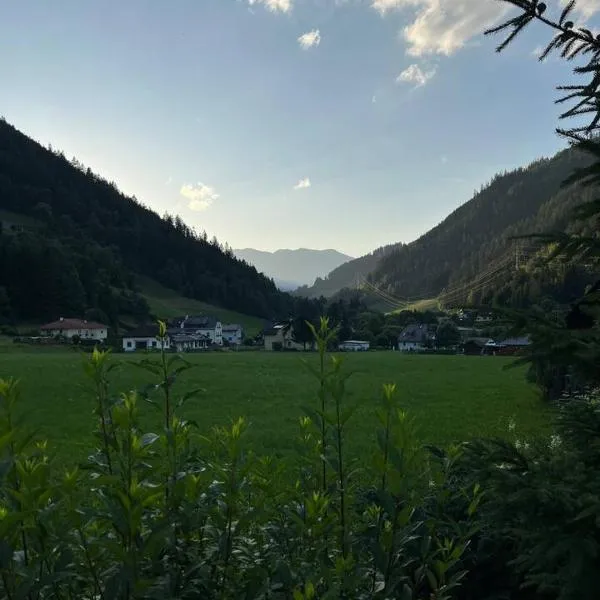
0, 119, 322, 327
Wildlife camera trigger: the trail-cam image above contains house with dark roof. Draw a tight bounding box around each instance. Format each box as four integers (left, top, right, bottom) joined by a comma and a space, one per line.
462, 337, 495, 356
171, 315, 223, 346
40, 318, 108, 341
122, 324, 170, 352
397, 324, 432, 352
497, 336, 531, 356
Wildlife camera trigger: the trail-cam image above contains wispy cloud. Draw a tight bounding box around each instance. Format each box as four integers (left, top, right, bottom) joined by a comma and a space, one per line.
180, 182, 219, 211
298, 29, 321, 49
563, 0, 600, 19
441, 155, 448, 164
165, 176, 173, 186
294, 177, 311, 190
248, 0, 292, 13
373, 0, 600, 58
396, 63, 436, 87
372, 0, 509, 57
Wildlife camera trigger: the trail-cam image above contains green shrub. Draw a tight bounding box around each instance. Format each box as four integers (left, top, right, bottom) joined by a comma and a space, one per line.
0, 318, 540, 600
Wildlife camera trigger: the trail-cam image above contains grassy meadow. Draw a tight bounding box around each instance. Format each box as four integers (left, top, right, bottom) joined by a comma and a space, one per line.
1, 349, 551, 465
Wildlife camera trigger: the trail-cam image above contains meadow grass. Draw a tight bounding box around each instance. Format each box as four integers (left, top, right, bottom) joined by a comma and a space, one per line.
2, 350, 551, 465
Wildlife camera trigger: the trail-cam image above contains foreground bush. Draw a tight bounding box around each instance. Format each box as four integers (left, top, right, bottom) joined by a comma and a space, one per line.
1, 319, 599, 599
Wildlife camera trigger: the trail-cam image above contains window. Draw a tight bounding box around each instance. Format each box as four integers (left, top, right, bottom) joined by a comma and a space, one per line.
127, 341, 133, 348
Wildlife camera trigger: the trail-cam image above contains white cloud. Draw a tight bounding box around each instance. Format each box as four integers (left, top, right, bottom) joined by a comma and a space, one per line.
248, 0, 292, 13
294, 177, 311, 190
441, 155, 448, 164
298, 29, 321, 49
165, 176, 173, 185
180, 182, 219, 211
562, 0, 600, 19
396, 63, 436, 87
373, 0, 600, 57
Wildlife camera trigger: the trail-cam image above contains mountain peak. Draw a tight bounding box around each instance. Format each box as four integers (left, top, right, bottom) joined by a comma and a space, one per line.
233, 248, 353, 290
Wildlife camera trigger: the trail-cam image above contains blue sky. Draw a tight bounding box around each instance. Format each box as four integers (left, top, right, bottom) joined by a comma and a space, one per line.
1, 0, 599, 256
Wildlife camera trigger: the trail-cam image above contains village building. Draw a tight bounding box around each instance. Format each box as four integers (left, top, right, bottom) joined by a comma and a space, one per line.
497, 336, 531, 355
338, 340, 370, 352
397, 324, 432, 352
222, 324, 244, 345
169, 334, 210, 353
263, 323, 305, 351
122, 324, 170, 352
171, 315, 223, 346
40, 318, 108, 341
462, 338, 495, 355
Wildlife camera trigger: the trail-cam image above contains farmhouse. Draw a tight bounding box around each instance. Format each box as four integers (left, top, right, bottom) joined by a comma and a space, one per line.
338, 340, 370, 352
263, 323, 304, 351
397, 324, 431, 352
122, 324, 170, 352
462, 338, 495, 355
497, 336, 531, 356
222, 323, 244, 345
171, 315, 223, 346
170, 334, 210, 353
40, 318, 108, 341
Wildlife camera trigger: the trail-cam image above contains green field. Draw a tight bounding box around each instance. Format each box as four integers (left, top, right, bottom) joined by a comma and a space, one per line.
1, 350, 551, 465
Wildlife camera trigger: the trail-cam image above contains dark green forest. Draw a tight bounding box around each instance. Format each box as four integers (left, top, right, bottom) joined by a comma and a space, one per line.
299, 145, 597, 308
0, 119, 297, 326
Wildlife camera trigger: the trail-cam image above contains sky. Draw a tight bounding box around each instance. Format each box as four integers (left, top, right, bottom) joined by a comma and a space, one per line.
1, 0, 599, 257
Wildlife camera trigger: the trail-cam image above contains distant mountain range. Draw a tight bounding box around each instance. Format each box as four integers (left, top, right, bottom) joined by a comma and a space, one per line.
297, 144, 595, 306
233, 248, 353, 290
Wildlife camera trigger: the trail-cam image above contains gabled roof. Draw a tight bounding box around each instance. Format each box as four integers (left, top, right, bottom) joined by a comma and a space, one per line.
500, 336, 531, 347
222, 324, 242, 331
398, 324, 429, 343
41, 318, 107, 330
174, 315, 219, 330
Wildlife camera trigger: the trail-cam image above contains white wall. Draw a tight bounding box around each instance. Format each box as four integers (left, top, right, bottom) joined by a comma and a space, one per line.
122, 337, 170, 352
48, 327, 107, 340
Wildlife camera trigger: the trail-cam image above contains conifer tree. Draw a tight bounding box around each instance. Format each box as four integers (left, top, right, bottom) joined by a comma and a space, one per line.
487, 0, 600, 398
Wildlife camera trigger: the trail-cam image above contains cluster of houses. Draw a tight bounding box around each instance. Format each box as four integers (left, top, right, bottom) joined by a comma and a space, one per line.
122, 316, 244, 352
37, 314, 530, 356
37, 316, 244, 353
262, 319, 530, 355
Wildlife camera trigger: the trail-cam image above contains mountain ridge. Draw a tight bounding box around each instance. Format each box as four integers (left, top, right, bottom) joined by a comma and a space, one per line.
234, 247, 353, 290
0, 119, 298, 326
297, 144, 595, 306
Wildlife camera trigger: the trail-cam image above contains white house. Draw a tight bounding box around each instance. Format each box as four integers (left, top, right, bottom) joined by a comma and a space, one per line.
222, 324, 244, 345
122, 325, 170, 352
173, 315, 223, 346
40, 318, 108, 341
263, 323, 305, 351
338, 340, 370, 352
397, 324, 431, 352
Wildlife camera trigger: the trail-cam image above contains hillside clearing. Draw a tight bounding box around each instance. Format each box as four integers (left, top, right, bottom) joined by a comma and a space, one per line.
137, 276, 265, 336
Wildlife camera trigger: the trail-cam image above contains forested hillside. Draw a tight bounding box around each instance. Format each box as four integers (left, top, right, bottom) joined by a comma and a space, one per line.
299, 144, 596, 306
295, 244, 396, 298
0, 119, 293, 326
371, 146, 595, 305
